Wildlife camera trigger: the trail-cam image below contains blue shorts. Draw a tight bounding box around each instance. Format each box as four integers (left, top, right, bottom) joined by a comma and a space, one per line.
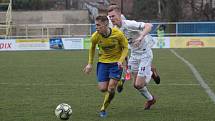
96, 62, 123, 82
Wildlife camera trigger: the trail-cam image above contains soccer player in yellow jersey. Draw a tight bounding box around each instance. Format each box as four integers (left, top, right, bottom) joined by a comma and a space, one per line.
83, 15, 128, 117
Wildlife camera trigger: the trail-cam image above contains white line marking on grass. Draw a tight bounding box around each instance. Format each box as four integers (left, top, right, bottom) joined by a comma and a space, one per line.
170, 49, 215, 104
161, 83, 200, 86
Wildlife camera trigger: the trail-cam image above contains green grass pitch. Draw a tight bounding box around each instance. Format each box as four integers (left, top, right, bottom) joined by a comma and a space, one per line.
0, 48, 215, 121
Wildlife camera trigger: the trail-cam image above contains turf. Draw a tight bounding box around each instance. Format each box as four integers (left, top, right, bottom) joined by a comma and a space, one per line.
0, 49, 215, 121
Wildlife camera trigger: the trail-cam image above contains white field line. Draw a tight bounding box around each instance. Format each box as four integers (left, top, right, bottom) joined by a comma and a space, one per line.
170, 49, 215, 104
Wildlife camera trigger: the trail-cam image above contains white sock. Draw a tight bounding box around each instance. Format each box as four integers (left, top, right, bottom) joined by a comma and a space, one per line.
138, 86, 153, 101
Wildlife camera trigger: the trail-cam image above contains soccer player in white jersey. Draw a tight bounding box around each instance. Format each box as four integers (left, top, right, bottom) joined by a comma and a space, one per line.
108, 5, 157, 109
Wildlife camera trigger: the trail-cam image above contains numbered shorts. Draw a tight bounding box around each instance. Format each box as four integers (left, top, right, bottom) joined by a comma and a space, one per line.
128, 55, 152, 83
96, 62, 123, 82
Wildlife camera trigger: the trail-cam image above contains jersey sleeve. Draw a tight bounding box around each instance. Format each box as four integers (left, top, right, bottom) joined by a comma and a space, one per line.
107, 16, 114, 28
118, 31, 129, 63
88, 33, 98, 64
121, 14, 126, 20
125, 20, 145, 30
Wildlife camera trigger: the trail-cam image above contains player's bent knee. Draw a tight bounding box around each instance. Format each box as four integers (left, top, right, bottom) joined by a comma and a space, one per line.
134, 84, 143, 90
98, 86, 107, 92
133, 84, 138, 89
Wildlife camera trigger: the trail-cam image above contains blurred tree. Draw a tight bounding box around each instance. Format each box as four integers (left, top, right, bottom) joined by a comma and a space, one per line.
161, 0, 183, 21
7, 0, 215, 21
132, 0, 183, 21
132, 0, 214, 21
132, 0, 158, 21
184, 0, 215, 21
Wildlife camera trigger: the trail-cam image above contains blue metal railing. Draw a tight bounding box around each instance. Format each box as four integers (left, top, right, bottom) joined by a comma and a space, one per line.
151, 22, 215, 36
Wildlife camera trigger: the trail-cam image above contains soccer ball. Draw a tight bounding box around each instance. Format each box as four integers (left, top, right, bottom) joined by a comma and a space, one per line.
55, 103, 72, 120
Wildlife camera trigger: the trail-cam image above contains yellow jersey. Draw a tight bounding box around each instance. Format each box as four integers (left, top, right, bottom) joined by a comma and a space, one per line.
88, 28, 128, 64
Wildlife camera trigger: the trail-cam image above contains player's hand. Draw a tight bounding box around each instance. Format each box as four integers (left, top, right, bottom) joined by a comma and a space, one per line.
117, 62, 123, 70
83, 64, 93, 74
133, 35, 145, 48
133, 37, 142, 48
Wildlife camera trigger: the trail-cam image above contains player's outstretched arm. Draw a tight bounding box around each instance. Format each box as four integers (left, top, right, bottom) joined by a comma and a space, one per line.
133, 23, 153, 47
140, 23, 153, 37
84, 36, 96, 75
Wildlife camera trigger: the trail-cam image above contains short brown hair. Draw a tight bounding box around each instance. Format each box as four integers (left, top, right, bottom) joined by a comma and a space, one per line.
108, 4, 121, 13
95, 15, 109, 25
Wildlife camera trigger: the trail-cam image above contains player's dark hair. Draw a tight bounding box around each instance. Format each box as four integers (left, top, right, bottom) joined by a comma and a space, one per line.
95, 15, 109, 25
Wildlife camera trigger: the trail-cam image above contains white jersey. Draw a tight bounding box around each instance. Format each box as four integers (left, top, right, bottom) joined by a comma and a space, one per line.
110, 20, 154, 79
118, 20, 155, 55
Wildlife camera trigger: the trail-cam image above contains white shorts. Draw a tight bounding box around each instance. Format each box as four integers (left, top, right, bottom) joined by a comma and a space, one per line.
128, 51, 153, 83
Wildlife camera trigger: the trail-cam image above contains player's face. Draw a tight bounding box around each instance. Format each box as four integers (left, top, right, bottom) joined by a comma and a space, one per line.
108, 10, 121, 26
95, 20, 107, 35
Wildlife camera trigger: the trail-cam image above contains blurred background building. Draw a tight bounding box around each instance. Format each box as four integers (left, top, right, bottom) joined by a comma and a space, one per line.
0, 0, 214, 38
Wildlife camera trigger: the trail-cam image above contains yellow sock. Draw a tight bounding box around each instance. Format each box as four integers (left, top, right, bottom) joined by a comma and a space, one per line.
100, 91, 115, 111
118, 80, 123, 87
